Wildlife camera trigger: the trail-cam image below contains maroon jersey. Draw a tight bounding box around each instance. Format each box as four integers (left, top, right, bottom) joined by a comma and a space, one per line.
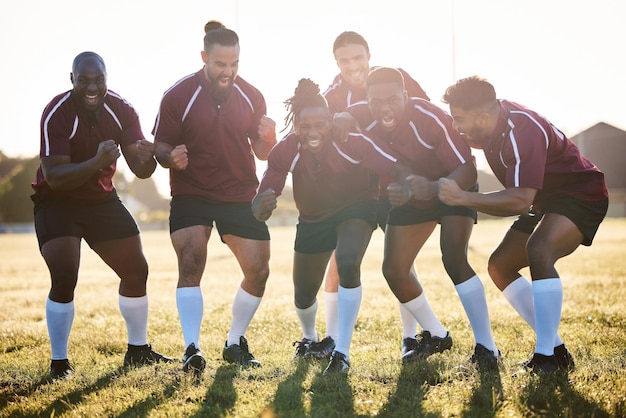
258, 131, 398, 223
348, 98, 473, 209
32, 90, 144, 200
153, 70, 267, 202
484, 100, 608, 209
323, 67, 429, 114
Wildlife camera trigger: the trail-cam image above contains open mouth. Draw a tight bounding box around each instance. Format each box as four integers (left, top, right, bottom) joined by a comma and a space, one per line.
381, 116, 395, 129
307, 139, 322, 148
84, 94, 99, 107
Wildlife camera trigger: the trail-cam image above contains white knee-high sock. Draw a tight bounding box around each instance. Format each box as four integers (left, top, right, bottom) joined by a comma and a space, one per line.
46, 298, 74, 360
533, 278, 563, 356
399, 302, 419, 339
176, 286, 204, 349
227, 287, 262, 346
335, 286, 362, 360
455, 275, 498, 354
119, 295, 149, 346
295, 300, 319, 341
402, 293, 447, 339
324, 291, 339, 342
502, 277, 563, 346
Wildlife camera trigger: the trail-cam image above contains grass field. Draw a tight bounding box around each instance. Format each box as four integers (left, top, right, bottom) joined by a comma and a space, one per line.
0, 218, 625, 417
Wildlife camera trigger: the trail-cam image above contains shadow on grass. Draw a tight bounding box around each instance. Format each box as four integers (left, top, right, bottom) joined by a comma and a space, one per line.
270, 359, 311, 418
192, 364, 238, 417
520, 371, 611, 417
459, 365, 503, 417
309, 364, 356, 418
7, 365, 127, 418
376, 359, 443, 418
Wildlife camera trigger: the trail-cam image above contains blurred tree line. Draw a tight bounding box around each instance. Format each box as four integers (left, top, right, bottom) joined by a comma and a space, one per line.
0, 152, 297, 227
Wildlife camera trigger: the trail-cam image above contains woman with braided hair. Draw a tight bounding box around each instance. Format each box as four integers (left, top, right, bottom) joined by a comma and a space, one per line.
252, 78, 411, 375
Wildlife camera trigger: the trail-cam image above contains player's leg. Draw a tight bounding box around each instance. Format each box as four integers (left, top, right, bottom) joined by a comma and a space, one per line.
525, 213, 583, 369
322, 253, 340, 346
293, 251, 332, 358
384, 221, 452, 361
440, 215, 498, 366
40, 236, 80, 379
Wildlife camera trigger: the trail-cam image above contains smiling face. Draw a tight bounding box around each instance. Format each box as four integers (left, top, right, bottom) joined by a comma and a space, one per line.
448, 105, 491, 149
70, 57, 107, 111
294, 106, 332, 153
202, 43, 240, 99
367, 81, 408, 132
334, 43, 370, 89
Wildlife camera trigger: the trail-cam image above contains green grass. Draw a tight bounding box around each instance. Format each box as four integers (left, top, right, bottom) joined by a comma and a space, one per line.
0, 219, 625, 417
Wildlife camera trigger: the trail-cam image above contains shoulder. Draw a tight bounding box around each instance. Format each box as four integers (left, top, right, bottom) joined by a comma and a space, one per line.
322, 74, 345, 97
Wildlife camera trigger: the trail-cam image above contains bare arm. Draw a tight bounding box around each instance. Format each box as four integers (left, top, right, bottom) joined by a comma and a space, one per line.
155, 141, 188, 170
41, 139, 120, 191
438, 177, 536, 217
121, 139, 157, 179
252, 116, 277, 161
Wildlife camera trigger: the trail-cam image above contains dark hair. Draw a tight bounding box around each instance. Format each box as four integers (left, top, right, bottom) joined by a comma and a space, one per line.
442, 76, 497, 110
283, 78, 329, 131
72, 51, 105, 73
333, 31, 369, 54
203, 20, 239, 53
366, 67, 405, 90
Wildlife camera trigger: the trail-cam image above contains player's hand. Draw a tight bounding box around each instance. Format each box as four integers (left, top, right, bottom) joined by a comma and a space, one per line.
170, 144, 188, 170
251, 188, 277, 221
332, 112, 359, 142
258, 116, 277, 144
387, 182, 411, 207
406, 174, 437, 200
438, 177, 463, 206
136, 139, 155, 164
96, 139, 121, 167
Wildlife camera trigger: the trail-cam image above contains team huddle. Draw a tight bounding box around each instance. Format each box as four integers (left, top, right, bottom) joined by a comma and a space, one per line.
32, 20, 608, 380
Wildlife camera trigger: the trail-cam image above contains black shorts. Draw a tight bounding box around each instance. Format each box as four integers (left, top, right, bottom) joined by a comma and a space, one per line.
169, 195, 270, 242
511, 195, 608, 246
295, 200, 378, 254
387, 200, 477, 226
376, 196, 392, 231
32, 190, 139, 249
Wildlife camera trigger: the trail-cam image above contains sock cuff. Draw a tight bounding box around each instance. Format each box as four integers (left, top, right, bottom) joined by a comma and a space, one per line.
46, 298, 74, 313
455, 275, 483, 295
324, 291, 338, 301
338, 285, 362, 300
295, 299, 318, 315
119, 294, 148, 307
176, 286, 202, 297
532, 278, 562, 292
502, 276, 529, 298
402, 292, 426, 311
235, 286, 262, 304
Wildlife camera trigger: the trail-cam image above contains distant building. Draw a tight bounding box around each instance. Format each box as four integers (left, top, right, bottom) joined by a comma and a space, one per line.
571, 122, 626, 217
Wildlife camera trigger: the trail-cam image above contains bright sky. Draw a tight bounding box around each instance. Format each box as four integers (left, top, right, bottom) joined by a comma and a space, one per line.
1, 0, 624, 196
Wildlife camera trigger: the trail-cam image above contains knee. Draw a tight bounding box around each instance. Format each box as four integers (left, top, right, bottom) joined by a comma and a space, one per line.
49, 273, 78, 302
294, 289, 316, 309
441, 250, 470, 281
526, 238, 553, 267
336, 254, 360, 285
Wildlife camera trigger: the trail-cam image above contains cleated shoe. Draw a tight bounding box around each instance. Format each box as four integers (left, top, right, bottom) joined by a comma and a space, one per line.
303, 336, 336, 360
402, 331, 453, 363
401, 336, 418, 357
516, 353, 559, 376
124, 344, 175, 367
322, 351, 350, 376
223, 336, 262, 368
469, 343, 500, 371
50, 359, 73, 380
182, 343, 206, 373
554, 344, 575, 370
292, 338, 313, 360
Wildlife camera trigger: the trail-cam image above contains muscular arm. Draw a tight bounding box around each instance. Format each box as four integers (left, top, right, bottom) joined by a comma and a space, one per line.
438, 177, 536, 217
41, 139, 120, 191
252, 116, 277, 161
121, 139, 157, 179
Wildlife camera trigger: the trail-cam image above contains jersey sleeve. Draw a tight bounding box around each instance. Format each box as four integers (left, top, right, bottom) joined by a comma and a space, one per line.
338, 132, 398, 178
40, 99, 73, 158
399, 68, 430, 101
114, 97, 144, 146
503, 121, 547, 190
152, 90, 185, 147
